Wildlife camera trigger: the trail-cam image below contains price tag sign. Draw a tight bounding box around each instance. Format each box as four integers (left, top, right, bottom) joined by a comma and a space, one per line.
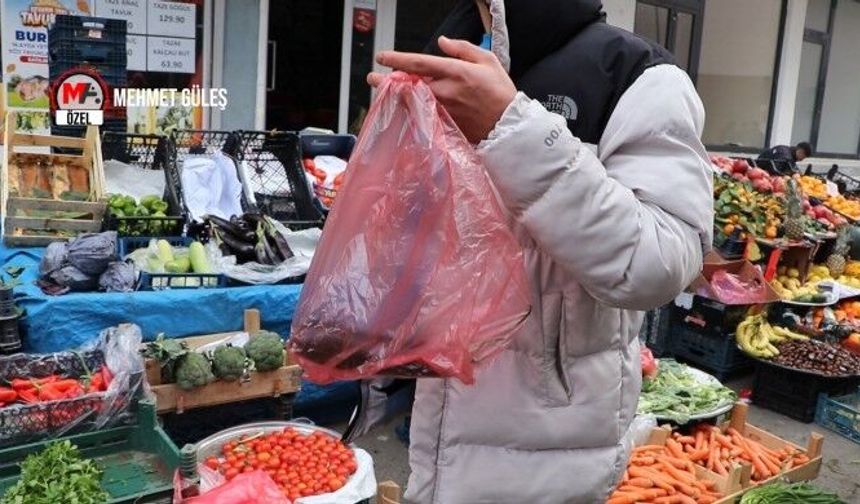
94, 0, 147, 34
147, 36, 194, 73
148, 1, 196, 39
826, 180, 840, 197
127, 35, 147, 71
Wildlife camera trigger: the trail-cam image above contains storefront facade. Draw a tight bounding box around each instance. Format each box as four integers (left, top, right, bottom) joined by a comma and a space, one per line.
211, 0, 858, 169
2, 1, 854, 167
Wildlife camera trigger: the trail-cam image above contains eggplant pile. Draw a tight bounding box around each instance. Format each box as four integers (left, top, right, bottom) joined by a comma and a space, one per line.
207, 214, 293, 265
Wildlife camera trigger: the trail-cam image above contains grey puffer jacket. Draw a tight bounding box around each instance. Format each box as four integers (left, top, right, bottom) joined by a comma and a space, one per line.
404, 1, 713, 503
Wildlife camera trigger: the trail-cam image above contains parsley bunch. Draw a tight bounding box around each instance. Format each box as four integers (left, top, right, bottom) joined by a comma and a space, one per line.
1, 440, 108, 504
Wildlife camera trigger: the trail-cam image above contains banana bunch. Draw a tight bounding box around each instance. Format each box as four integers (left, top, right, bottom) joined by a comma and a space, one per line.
736, 313, 809, 358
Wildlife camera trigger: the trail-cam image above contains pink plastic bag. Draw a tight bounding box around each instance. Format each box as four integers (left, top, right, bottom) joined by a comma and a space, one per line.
174, 470, 289, 504
640, 347, 658, 379
708, 269, 770, 304
289, 72, 531, 384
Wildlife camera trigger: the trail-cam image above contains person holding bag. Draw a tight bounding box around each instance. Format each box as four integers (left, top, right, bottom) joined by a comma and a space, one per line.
364, 1, 713, 502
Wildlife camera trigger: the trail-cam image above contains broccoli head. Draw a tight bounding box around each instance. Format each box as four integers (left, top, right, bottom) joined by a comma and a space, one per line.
175, 352, 215, 390
212, 345, 247, 381
244, 330, 285, 372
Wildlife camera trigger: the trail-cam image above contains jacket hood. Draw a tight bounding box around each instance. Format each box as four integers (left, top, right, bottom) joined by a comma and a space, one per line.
427, 0, 604, 79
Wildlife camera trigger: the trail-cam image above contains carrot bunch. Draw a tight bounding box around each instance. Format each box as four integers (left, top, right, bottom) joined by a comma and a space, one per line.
608, 444, 723, 504
674, 426, 810, 482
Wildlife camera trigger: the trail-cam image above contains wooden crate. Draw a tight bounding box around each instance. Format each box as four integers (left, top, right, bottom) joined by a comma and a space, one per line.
144, 310, 302, 414
376, 481, 401, 504
663, 403, 822, 504
617, 404, 824, 504
643, 425, 746, 503
718, 403, 824, 489
2, 111, 107, 247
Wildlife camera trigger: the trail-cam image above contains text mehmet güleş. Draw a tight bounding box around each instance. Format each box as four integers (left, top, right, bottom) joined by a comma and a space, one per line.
114, 87, 229, 111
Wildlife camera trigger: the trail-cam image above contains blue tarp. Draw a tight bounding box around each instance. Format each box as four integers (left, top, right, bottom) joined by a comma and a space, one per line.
0, 245, 356, 411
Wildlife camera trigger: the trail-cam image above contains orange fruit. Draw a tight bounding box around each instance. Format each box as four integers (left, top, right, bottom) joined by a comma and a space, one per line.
765, 226, 778, 239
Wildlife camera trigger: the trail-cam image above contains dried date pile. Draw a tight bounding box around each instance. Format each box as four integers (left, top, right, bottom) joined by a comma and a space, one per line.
773, 339, 860, 376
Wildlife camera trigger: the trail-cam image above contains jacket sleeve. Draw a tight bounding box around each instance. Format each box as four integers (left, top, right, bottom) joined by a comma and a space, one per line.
477, 64, 713, 310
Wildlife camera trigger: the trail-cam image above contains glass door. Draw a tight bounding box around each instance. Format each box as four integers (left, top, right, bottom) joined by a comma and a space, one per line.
265, 0, 345, 131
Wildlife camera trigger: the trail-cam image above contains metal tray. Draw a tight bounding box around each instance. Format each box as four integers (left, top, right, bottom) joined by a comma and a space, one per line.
653, 366, 735, 422
194, 420, 349, 462
749, 342, 860, 379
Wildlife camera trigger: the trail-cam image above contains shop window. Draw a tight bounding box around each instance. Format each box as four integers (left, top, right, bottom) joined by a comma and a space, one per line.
267, 0, 345, 132
697, 0, 784, 150
792, 0, 860, 158
791, 41, 825, 145
673, 12, 694, 72
816, 0, 860, 156
633, 1, 703, 78
635, 4, 669, 47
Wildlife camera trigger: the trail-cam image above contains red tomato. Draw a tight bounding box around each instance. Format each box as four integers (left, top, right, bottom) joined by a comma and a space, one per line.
224, 467, 239, 480
204, 457, 219, 470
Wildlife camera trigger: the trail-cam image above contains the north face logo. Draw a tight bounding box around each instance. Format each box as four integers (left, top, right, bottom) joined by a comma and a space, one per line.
542, 95, 578, 121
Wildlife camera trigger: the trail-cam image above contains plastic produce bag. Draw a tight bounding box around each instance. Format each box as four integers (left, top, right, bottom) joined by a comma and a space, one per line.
709, 269, 770, 304
0, 323, 145, 448
39, 242, 68, 276
289, 72, 530, 384
66, 231, 118, 275
640, 346, 658, 378
174, 470, 289, 504
47, 265, 98, 293
217, 226, 321, 285
98, 261, 137, 293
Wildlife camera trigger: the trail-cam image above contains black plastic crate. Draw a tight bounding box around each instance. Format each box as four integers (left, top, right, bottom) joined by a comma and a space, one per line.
0, 349, 136, 448
669, 324, 752, 381
105, 214, 185, 239
117, 235, 190, 258
669, 297, 751, 378
163, 130, 248, 223
138, 272, 226, 291
101, 132, 168, 171
49, 15, 127, 47
282, 220, 325, 231
640, 305, 673, 357
673, 297, 748, 339
49, 60, 128, 88
49, 40, 127, 67
240, 131, 322, 222
752, 359, 860, 423
173, 130, 242, 159
116, 236, 225, 290
102, 133, 186, 238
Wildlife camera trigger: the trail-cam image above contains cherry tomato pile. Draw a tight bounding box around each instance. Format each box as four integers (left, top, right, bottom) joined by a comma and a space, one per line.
204, 427, 358, 501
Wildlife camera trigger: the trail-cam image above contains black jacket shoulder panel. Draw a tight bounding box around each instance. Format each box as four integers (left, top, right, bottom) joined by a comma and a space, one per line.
515, 23, 676, 144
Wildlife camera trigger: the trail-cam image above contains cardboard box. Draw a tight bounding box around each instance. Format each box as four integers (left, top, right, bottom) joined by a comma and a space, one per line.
689, 252, 781, 305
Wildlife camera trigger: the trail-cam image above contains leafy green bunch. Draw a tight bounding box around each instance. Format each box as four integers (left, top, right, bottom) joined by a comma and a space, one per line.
1, 441, 108, 504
